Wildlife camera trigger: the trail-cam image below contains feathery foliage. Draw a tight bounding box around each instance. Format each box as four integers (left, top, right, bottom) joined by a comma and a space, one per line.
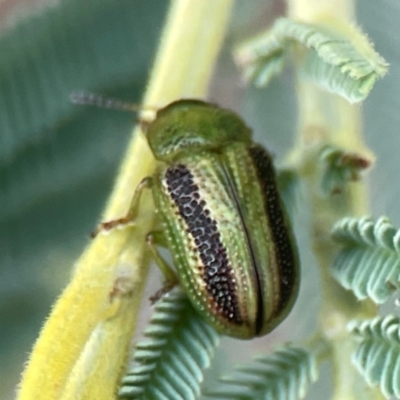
118, 289, 219, 400
203, 345, 320, 400
5, 1, 393, 399
234, 17, 387, 103
331, 216, 400, 303
350, 315, 400, 398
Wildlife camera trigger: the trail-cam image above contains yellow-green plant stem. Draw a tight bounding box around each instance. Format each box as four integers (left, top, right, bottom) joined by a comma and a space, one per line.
288, 1, 383, 400
17, 1, 233, 400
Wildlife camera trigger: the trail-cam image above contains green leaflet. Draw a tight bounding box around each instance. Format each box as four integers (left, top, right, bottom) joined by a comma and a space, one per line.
235, 17, 387, 103
331, 216, 400, 303
118, 289, 219, 400
203, 345, 319, 400
350, 315, 400, 398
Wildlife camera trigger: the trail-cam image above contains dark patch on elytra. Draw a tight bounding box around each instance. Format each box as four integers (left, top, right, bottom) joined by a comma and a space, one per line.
249, 145, 297, 313
165, 164, 242, 325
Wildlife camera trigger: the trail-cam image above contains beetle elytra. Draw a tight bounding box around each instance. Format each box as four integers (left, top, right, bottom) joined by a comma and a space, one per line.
97, 99, 299, 339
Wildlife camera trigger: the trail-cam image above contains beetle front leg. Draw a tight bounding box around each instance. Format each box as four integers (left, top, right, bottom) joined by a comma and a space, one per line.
91, 177, 153, 237
146, 231, 179, 303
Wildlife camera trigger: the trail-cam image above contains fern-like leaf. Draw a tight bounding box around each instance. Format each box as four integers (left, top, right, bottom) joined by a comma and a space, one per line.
235, 17, 387, 103
331, 216, 400, 303
203, 345, 319, 400
118, 289, 219, 400
319, 145, 372, 196
350, 315, 400, 398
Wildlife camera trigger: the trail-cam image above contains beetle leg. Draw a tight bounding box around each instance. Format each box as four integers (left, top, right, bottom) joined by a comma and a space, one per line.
146, 231, 179, 303
146, 231, 178, 284
91, 177, 153, 237
149, 283, 177, 304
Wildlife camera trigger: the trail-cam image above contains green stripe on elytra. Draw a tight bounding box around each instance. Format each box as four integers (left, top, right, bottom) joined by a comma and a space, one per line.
165, 164, 242, 325
249, 145, 297, 313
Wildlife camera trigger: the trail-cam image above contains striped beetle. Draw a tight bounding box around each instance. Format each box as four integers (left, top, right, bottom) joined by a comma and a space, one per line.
98, 99, 299, 339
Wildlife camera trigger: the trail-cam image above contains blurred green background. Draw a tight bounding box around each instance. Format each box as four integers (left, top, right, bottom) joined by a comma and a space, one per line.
1, 1, 399, 399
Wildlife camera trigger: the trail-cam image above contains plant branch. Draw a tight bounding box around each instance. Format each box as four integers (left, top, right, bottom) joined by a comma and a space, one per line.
287, 1, 384, 399
16, 1, 233, 399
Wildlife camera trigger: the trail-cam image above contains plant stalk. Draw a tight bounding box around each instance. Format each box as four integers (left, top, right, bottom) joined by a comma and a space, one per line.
287, 1, 383, 399
17, 1, 233, 399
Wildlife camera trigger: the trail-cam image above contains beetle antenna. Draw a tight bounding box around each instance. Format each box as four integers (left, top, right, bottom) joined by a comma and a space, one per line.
70, 91, 157, 114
